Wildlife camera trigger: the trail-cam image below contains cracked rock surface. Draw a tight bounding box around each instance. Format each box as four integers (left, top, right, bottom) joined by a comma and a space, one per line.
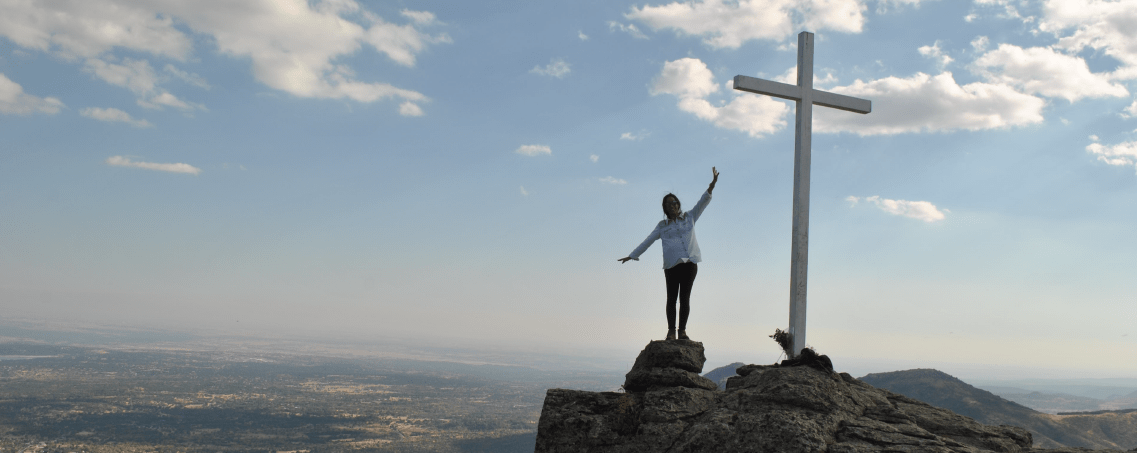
535, 341, 1128, 452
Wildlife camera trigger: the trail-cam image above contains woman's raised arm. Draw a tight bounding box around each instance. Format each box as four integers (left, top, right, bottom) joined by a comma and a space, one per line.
707, 166, 719, 194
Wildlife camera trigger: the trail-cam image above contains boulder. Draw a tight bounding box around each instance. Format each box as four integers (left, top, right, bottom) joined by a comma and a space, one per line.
622, 340, 717, 393
629, 339, 707, 373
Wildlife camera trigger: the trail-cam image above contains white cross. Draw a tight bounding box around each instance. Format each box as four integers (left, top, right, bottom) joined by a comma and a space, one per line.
732, 31, 871, 358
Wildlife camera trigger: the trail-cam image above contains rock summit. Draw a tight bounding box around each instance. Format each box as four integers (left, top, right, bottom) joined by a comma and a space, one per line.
535, 341, 1127, 452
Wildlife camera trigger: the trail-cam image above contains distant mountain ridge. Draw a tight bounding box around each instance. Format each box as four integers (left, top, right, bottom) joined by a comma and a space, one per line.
702, 361, 744, 389
860, 368, 1137, 450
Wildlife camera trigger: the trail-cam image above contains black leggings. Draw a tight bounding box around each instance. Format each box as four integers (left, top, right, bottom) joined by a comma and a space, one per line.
664, 262, 698, 331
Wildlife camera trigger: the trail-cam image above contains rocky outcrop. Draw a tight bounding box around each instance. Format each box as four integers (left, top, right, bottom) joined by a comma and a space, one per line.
535, 342, 1130, 452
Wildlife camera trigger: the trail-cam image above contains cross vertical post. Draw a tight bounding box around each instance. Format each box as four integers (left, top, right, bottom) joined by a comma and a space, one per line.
732, 31, 872, 358
789, 31, 813, 360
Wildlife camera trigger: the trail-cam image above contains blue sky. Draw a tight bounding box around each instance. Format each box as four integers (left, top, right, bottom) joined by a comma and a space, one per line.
1, 0, 1135, 379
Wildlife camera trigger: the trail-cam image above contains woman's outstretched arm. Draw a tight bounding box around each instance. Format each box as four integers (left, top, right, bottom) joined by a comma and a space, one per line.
619, 223, 662, 263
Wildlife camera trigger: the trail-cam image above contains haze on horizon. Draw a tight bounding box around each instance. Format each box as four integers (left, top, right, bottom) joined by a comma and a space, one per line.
1, 0, 1135, 382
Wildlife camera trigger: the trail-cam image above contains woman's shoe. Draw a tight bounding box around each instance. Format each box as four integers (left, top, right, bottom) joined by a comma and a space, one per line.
678, 330, 690, 340
666, 329, 676, 341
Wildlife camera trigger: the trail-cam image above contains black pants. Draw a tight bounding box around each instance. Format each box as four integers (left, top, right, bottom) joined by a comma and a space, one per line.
664, 262, 697, 331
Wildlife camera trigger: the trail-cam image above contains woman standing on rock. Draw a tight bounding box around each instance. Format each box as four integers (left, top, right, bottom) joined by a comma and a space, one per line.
618, 167, 719, 341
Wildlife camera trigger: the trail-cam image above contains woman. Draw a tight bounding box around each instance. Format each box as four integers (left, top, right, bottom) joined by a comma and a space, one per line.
619, 167, 719, 341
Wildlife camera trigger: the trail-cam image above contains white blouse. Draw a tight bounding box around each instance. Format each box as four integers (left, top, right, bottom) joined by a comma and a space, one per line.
628, 190, 712, 269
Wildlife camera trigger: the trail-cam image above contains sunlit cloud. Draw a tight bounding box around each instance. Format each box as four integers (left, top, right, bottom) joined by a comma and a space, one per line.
399, 101, 424, 117
530, 58, 571, 78
0, 0, 448, 115
972, 44, 1127, 102
106, 155, 201, 175
849, 195, 947, 222
0, 73, 63, 115
80, 107, 152, 128
608, 21, 648, 39
626, 0, 867, 49
918, 41, 954, 68
515, 145, 552, 156
651, 58, 787, 137
164, 64, 210, 89
1040, 0, 1137, 80
82, 57, 204, 112
1086, 140, 1137, 172
815, 72, 1045, 135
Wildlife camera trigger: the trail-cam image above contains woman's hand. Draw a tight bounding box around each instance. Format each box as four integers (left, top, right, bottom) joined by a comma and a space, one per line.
618, 257, 633, 263
708, 166, 719, 194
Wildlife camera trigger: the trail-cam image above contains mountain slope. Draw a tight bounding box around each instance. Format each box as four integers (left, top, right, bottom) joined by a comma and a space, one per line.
860, 369, 1137, 450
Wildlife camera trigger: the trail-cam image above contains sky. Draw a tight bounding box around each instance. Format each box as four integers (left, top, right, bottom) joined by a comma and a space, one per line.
1, 0, 1136, 380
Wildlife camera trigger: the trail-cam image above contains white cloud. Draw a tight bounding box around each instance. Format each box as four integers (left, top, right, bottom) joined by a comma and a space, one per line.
520, 186, 529, 196
971, 0, 1031, 22
365, 10, 452, 67
80, 107, 152, 128
651, 58, 788, 137
84, 58, 158, 94
1040, 0, 1137, 80
138, 91, 205, 111
971, 36, 990, 52
1125, 100, 1137, 118
1086, 140, 1137, 171
620, 131, 649, 141
608, 21, 648, 39
400, 10, 441, 26
651, 58, 720, 98
918, 41, 953, 68
625, 0, 867, 49
530, 58, 571, 78
590, 154, 599, 163
0, 0, 449, 115
515, 145, 552, 156
655, 58, 1045, 137
875, 0, 925, 12
164, 64, 210, 89
81, 57, 206, 110
0, 73, 64, 115
106, 156, 201, 175
599, 176, 628, 185
815, 72, 1045, 135
0, 0, 192, 60
399, 101, 424, 117
972, 44, 1128, 102
578, 30, 589, 41
854, 195, 946, 222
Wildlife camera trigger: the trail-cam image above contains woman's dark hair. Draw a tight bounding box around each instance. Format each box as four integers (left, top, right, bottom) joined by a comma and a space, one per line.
662, 193, 681, 218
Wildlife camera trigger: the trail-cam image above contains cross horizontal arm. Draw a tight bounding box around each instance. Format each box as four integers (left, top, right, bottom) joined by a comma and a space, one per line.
733, 75, 871, 114
813, 91, 871, 114
733, 75, 800, 101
